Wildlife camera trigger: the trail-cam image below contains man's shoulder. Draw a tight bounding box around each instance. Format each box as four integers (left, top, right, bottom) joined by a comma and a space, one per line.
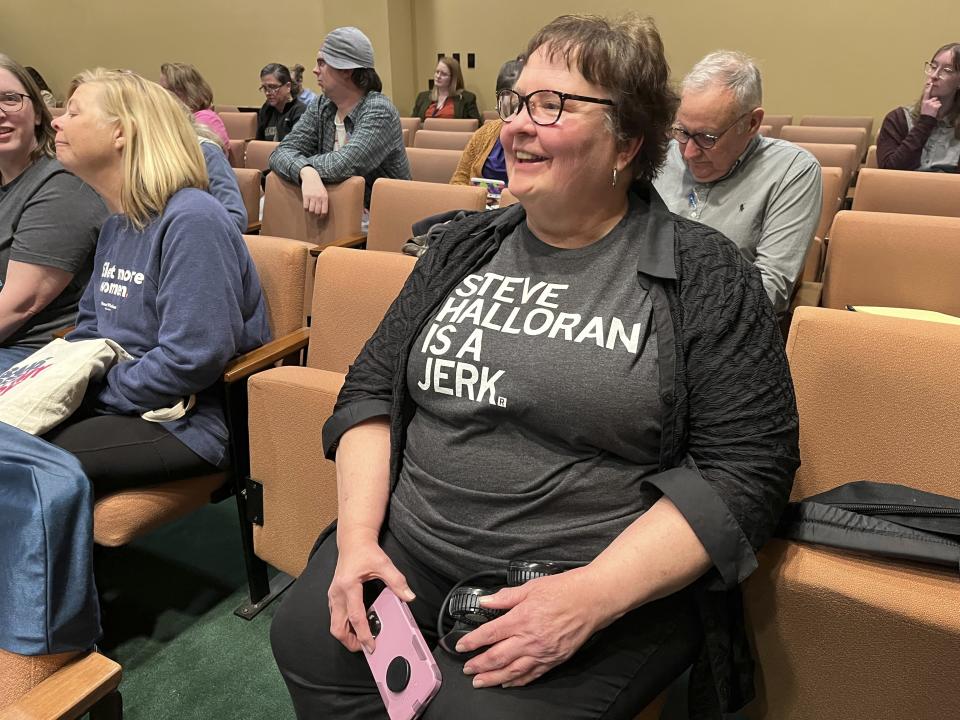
359, 91, 401, 116
750, 136, 819, 173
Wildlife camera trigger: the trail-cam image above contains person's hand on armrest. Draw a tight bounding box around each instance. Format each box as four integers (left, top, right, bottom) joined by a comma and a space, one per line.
299, 166, 329, 217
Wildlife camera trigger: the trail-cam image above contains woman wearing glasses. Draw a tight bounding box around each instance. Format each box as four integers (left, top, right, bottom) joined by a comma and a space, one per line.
877, 43, 960, 172
412, 56, 480, 122
0, 55, 106, 371
256, 63, 306, 143
272, 14, 797, 720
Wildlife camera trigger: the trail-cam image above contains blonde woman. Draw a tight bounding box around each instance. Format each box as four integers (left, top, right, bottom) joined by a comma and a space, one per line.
49, 69, 269, 493
412, 56, 480, 121
159, 61, 231, 150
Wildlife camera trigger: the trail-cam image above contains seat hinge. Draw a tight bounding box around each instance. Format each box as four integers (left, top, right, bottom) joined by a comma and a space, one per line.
243, 477, 264, 526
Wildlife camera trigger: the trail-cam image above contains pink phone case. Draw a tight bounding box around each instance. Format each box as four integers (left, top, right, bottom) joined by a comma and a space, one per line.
364, 587, 442, 720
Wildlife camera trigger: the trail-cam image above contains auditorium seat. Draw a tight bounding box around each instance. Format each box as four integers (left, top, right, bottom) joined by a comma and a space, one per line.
244, 140, 278, 172
758, 124, 773, 137
481, 109, 500, 124
799, 114, 874, 142
220, 110, 257, 141
227, 138, 248, 169
413, 129, 475, 151
816, 166, 845, 241
793, 142, 859, 191
402, 128, 410, 147
818, 210, 960, 315
399, 117, 420, 147
233, 168, 263, 233
762, 114, 793, 137
851, 168, 960, 217
743, 306, 960, 720
779, 125, 868, 162
423, 117, 479, 132
499, 188, 519, 207
406, 147, 462, 183
864, 144, 877, 168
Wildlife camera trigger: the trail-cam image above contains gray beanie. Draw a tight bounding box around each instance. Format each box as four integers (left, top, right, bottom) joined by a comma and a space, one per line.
321, 27, 375, 70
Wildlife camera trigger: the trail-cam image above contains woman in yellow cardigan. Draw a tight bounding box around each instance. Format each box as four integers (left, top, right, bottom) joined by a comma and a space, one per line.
450, 57, 524, 185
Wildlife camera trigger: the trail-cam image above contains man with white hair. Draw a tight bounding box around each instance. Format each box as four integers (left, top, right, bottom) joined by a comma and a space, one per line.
270, 26, 410, 214
653, 51, 821, 315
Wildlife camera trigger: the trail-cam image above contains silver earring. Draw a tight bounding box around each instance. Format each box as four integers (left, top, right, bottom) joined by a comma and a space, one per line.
612, 167, 619, 187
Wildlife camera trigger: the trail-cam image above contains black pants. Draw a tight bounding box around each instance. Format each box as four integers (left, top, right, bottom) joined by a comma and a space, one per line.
44, 410, 217, 495
271, 528, 703, 719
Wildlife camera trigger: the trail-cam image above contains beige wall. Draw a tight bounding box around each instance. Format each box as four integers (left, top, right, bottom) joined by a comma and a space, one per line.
6, 0, 960, 132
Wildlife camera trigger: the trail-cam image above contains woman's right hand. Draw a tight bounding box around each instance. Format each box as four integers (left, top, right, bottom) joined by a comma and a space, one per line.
327, 534, 415, 653
921, 81, 941, 118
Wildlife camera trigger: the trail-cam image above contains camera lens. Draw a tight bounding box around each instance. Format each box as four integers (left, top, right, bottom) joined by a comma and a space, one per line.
366, 609, 382, 637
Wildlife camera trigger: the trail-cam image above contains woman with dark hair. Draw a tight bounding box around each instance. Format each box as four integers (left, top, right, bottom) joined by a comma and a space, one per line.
877, 43, 960, 171
271, 13, 797, 720
0, 54, 106, 371
290, 63, 318, 107
159, 62, 230, 149
256, 63, 306, 142
451, 56, 524, 186
412, 56, 480, 121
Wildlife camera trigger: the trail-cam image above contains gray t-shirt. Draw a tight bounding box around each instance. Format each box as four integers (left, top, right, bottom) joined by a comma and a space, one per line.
389, 204, 663, 578
0, 156, 106, 349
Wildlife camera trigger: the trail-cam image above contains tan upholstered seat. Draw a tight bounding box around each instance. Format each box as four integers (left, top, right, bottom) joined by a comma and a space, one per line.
219, 110, 257, 141
422, 117, 479, 132
365, 178, 487, 253
227, 138, 247, 169
0, 649, 122, 718
481, 109, 499, 125
761, 114, 792, 138
779, 125, 868, 162
499, 188, 519, 207
816, 166, 844, 242
864, 144, 877, 169
819, 210, 960, 314
799, 114, 874, 141
851, 168, 960, 217
399, 117, 420, 147
244, 140, 278, 172
406, 147, 463, 183
233, 167, 262, 233
214, 104, 239, 113
413, 129, 475, 151
758, 124, 773, 137
743, 307, 960, 720
793, 142, 859, 192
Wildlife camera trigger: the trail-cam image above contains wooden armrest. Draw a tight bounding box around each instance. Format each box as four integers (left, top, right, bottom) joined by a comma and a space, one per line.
246, 221, 262, 234
52, 325, 76, 340
223, 327, 309, 384
324, 232, 367, 249
0, 652, 122, 720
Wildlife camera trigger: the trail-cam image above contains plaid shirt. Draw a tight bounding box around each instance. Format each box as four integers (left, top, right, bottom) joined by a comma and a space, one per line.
269, 91, 411, 207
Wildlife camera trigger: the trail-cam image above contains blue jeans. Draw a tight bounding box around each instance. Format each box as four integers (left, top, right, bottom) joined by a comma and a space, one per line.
0, 344, 36, 373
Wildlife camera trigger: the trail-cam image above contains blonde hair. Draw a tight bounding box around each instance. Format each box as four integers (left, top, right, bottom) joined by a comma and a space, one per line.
0, 54, 55, 161
72, 69, 208, 230
159, 62, 214, 112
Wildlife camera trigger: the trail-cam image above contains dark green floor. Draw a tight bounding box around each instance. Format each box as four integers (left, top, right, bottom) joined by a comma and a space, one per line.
94, 500, 294, 720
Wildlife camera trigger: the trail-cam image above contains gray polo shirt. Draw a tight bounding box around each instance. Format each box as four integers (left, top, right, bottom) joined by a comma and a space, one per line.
653, 135, 821, 314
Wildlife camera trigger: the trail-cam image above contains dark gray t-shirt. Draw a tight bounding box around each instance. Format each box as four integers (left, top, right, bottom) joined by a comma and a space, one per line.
389, 205, 664, 578
0, 156, 106, 349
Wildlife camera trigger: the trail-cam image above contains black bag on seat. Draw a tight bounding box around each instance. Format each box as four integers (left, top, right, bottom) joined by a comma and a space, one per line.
777, 481, 960, 573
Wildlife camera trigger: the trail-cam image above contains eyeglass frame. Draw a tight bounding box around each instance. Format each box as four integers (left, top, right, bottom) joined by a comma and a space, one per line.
670, 110, 756, 151
923, 61, 957, 79
0, 92, 30, 113
496, 88, 615, 127
259, 81, 291, 95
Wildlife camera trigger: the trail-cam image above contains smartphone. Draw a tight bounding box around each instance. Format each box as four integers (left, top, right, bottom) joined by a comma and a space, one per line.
364, 587, 442, 720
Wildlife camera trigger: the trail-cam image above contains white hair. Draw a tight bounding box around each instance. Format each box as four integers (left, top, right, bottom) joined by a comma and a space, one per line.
682, 50, 762, 113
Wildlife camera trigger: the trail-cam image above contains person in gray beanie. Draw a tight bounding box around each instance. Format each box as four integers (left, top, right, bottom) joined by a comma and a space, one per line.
269, 26, 410, 212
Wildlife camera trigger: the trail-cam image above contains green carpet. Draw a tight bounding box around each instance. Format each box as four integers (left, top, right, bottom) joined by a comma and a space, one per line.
93, 501, 295, 719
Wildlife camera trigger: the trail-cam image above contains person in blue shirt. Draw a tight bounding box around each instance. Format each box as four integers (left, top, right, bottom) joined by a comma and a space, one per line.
49, 68, 270, 493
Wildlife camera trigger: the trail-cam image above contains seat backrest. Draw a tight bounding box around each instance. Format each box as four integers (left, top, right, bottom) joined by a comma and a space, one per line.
233, 168, 262, 232
786, 306, 960, 500
307, 247, 416, 372
763, 114, 793, 137
261, 173, 364, 246
406, 147, 463, 183
820, 210, 960, 314
227, 139, 248, 169
399, 117, 420, 147
758, 124, 773, 137
244, 140, 278, 171
799, 114, 874, 140
481, 110, 499, 124
423, 117, 479, 132
865, 144, 878, 168
220, 111, 258, 141
401, 128, 410, 147
794, 142, 859, 189
413, 129, 474, 151
365, 178, 487, 253
243, 234, 314, 338
780, 125, 868, 159
214, 104, 239, 113
499, 188, 519, 207
801, 235, 823, 283
851, 168, 960, 217
817, 166, 845, 240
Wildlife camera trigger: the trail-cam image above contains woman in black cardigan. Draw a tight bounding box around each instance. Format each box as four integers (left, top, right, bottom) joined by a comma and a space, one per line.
412, 55, 480, 121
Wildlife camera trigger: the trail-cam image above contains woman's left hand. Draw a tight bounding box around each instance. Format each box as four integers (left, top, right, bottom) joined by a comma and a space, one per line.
454, 567, 617, 689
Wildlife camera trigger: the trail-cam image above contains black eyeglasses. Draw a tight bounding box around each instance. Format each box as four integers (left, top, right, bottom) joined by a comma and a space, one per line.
0, 92, 30, 113
670, 110, 754, 150
497, 88, 615, 126
259, 82, 289, 95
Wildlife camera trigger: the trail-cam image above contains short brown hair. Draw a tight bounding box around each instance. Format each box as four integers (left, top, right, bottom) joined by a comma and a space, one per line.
0, 54, 55, 161
159, 62, 214, 112
526, 14, 678, 183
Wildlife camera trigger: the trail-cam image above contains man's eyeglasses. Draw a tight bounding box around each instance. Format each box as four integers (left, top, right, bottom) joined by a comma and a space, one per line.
496, 88, 615, 127
670, 110, 754, 150
923, 61, 957, 79
0, 92, 30, 113
259, 82, 289, 95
